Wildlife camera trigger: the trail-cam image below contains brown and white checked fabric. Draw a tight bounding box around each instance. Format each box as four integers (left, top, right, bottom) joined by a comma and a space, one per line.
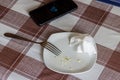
0, 0, 120, 80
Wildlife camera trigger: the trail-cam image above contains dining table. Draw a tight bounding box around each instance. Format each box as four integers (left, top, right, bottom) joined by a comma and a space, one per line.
0, 0, 120, 80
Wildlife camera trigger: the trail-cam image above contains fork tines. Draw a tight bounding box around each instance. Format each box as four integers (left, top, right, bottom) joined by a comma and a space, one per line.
43, 42, 62, 56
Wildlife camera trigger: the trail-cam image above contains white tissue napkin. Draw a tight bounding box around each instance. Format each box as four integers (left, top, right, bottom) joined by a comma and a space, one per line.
69, 34, 97, 55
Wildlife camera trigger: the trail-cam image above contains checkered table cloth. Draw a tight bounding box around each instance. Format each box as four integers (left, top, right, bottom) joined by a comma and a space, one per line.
0, 0, 120, 80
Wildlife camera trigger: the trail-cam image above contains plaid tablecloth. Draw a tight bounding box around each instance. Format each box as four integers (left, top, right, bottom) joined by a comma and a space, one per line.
0, 0, 120, 80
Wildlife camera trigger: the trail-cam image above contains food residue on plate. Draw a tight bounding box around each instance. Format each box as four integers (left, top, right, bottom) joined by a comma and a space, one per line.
77, 59, 81, 63
54, 54, 82, 70
61, 56, 71, 66
64, 56, 71, 61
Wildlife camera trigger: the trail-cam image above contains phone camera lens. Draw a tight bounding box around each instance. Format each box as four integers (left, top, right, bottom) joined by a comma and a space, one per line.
50, 6, 58, 12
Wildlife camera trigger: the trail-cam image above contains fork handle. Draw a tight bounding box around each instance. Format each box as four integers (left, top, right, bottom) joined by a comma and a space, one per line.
4, 33, 41, 44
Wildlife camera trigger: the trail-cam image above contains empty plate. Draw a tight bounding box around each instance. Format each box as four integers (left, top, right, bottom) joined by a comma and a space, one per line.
43, 32, 97, 74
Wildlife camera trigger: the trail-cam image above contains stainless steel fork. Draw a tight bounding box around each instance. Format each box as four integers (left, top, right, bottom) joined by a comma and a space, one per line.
4, 33, 61, 56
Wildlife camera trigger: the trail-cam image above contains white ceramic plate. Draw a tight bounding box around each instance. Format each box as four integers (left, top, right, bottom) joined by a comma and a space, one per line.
43, 32, 97, 74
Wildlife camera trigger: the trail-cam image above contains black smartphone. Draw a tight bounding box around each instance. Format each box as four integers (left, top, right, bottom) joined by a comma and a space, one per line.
29, 0, 78, 26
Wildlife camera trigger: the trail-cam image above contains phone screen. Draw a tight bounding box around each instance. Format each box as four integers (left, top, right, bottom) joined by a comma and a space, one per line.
29, 0, 78, 25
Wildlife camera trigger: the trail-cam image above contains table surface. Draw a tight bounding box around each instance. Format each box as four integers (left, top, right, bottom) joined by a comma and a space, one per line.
0, 0, 120, 80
